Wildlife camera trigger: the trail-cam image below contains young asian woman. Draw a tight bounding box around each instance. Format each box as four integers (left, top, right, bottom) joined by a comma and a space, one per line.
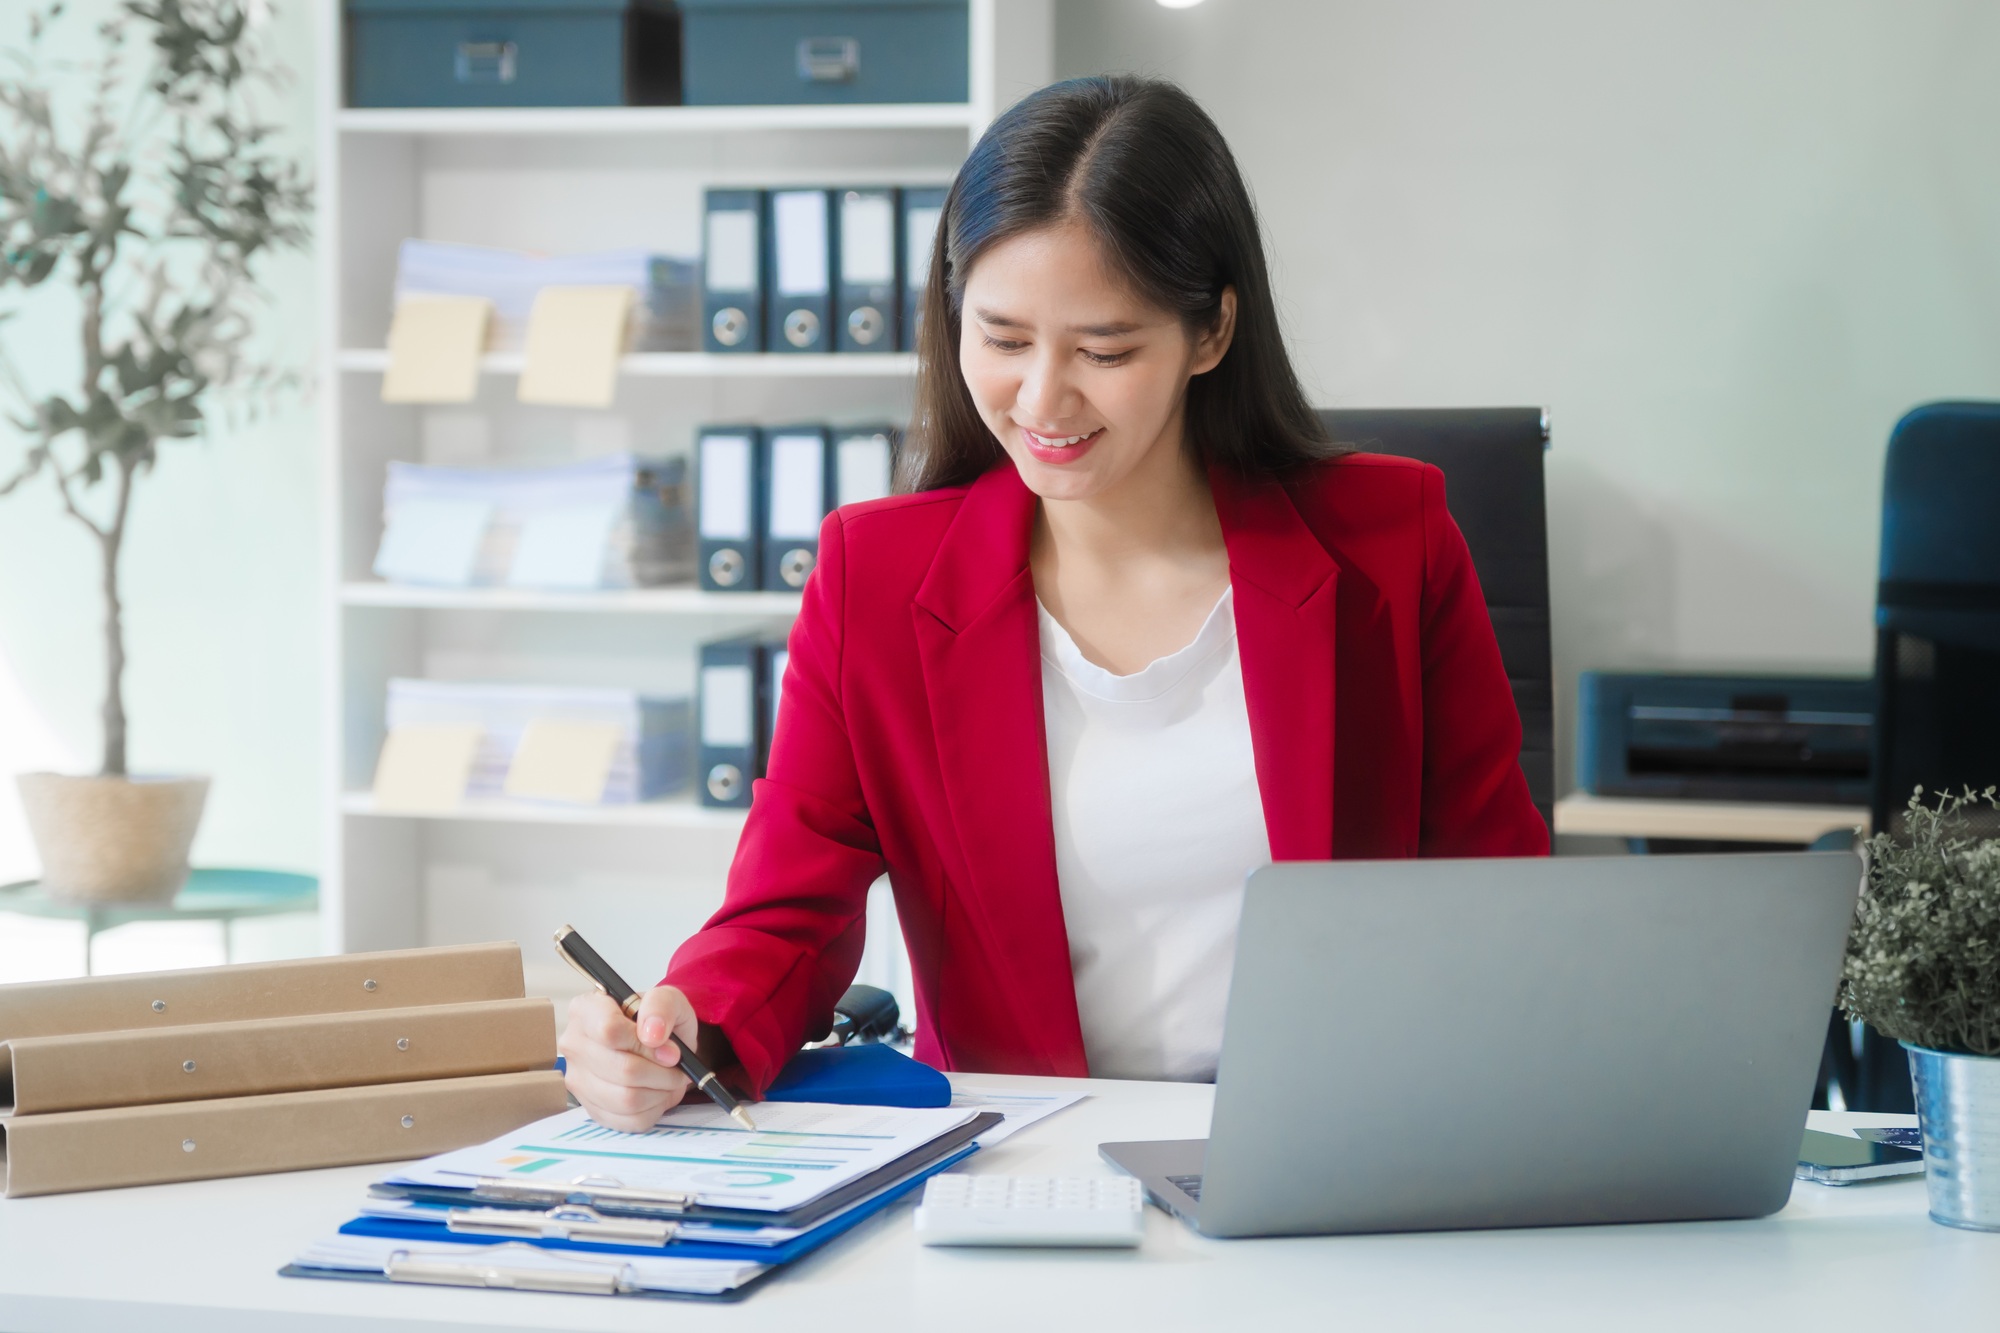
559, 76, 1549, 1132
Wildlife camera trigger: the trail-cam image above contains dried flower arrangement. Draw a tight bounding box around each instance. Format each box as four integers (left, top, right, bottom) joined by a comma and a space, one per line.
1841, 788, 2000, 1056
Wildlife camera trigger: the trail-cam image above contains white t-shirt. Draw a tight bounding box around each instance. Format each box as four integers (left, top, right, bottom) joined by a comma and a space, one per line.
1037, 587, 1272, 1082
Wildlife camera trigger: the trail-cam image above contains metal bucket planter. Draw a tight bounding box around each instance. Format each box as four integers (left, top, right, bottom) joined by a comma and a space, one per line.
1907, 1042, 2000, 1231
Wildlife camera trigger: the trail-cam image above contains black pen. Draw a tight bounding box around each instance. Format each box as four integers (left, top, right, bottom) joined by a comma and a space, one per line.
553, 924, 758, 1132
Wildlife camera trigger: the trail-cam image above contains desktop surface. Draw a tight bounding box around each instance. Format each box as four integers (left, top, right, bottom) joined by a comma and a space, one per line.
0, 1073, 1988, 1332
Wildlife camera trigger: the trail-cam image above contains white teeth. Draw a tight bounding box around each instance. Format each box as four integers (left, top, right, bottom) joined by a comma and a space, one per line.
1032, 430, 1093, 448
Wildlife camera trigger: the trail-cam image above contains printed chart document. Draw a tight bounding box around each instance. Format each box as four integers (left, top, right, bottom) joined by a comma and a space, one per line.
949, 1085, 1088, 1145
398, 1102, 980, 1214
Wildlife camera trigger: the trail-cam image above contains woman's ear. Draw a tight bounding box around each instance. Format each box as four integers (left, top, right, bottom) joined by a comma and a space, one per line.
1190, 286, 1237, 375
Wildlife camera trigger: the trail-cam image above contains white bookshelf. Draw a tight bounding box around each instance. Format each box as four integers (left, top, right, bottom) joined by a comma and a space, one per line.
338, 582, 803, 615
314, 0, 1053, 1006
335, 348, 919, 378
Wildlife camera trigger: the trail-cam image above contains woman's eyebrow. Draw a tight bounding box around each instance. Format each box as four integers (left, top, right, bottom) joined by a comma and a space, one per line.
1066, 320, 1141, 337
970, 307, 1143, 338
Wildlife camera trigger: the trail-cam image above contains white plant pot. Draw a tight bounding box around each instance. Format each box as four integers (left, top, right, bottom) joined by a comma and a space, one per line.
15, 772, 211, 903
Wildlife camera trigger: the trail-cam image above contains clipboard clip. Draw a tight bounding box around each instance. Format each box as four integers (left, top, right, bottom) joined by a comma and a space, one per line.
471, 1172, 697, 1217
447, 1203, 678, 1247
386, 1242, 636, 1296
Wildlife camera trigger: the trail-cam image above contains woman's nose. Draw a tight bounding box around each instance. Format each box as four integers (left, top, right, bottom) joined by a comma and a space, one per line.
1016, 350, 1078, 422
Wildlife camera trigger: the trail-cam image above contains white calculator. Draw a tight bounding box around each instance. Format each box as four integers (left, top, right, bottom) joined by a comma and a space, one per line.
914, 1174, 1146, 1247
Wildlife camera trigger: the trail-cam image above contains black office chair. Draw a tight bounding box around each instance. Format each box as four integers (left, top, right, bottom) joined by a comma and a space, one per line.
1871, 401, 2000, 834
1317, 407, 1554, 833
1826, 402, 2000, 1113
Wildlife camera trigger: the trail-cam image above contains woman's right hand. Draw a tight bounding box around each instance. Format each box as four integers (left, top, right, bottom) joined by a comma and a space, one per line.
558, 984, 702, 1133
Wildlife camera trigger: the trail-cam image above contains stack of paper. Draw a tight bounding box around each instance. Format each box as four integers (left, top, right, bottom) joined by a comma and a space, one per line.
382, 679, 691, 806
280, 1101, 999, 1303
395, 239, 699, 353
372, 453, 694, 590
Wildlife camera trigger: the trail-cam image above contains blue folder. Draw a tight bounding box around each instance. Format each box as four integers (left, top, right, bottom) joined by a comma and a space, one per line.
763, 1043, 951, 1108
339, 1142, 974, 1264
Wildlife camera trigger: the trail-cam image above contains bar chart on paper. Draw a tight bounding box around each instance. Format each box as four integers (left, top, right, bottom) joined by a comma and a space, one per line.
406, 1103, 980, 1212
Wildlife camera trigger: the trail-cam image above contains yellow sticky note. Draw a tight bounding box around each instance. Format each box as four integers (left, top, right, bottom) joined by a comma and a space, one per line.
517, 285, 633, 408
503, 719, 622, 805
381, 296, 491, 404
372, 724, 483, 812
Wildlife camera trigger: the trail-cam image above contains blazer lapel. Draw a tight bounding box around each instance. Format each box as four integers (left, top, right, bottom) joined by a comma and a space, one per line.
1213, 467, 1340, 860
911, 467, 1086, 1075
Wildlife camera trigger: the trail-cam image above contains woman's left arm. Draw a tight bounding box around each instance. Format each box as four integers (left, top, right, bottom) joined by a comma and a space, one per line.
1415, 465, 1552, 857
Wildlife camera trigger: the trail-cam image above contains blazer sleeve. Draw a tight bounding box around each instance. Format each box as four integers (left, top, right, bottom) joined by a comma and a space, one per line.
663, 510, 888, 1094
1416, 465, 1551, 857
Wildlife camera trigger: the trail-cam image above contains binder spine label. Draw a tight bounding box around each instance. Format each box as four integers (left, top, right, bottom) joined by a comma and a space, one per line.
766, 189, 835, 354
899, 189, 947, 353
836, 188, 899, 353
762, 427, 832, 591
696, 428, 764, 592
702, 189, 764, 353
697, 638, 764, 808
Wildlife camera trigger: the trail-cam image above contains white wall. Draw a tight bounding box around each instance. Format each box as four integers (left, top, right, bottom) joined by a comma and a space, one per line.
0, 0, 321, 882
1056, 0, 2000, 783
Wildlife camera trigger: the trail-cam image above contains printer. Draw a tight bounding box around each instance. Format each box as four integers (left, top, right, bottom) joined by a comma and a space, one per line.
1577, 672, 1873, 805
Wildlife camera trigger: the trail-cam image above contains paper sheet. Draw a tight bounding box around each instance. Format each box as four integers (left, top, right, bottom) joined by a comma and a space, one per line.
506, 501, 619, 589
502, 719, 621, 805
372, 497, 494, 587
517, 285, 632, 408
291, 1235, 766, 1296
948, 1085, 1088, 1145
381, 295, 490, 404
371, 724, 482, 813
400, 1102, 979, 1213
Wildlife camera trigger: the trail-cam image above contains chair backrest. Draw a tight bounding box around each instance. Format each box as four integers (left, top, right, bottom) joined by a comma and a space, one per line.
1873, 401, 2000, 832
1317, 407, 1553, 832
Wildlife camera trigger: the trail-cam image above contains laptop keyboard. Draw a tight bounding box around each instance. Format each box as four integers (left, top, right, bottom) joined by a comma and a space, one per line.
1166, 1173, 1204, 1201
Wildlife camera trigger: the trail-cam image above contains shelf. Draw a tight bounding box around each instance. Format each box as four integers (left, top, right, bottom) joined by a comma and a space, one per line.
340, 583, 802, 615
340, 790, 749, 830
1552, 793, 1870, 844
337, 104, 982, 137
335, 349, 918, 379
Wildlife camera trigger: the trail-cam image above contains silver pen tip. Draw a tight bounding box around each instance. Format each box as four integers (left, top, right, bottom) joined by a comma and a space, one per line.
729, 1105, 758, 1132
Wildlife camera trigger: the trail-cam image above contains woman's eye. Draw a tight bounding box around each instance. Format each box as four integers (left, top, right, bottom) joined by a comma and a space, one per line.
981, 334, 1027, 353
1080, 348, 1131, 367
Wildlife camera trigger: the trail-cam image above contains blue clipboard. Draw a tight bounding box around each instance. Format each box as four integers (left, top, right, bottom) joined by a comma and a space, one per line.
339, 1142, 976, 1265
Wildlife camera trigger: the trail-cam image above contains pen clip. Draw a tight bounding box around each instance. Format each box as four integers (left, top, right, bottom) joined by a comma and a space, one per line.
552, 926, 606, 994
386, 1242, 636, 1296
447, 1203, 678, 1247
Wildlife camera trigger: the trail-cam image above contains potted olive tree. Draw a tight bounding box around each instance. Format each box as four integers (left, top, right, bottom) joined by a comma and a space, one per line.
1842, 787, 2000, 1230
0, 0, 311, 900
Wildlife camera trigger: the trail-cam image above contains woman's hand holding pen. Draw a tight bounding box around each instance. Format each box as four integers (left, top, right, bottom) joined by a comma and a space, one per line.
558, 984, 701, 1133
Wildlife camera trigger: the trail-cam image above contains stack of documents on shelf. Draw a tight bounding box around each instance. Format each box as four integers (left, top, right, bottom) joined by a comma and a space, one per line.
281, 1101, 1001, 1303
372, 452, 694, 590
382, 678, 692, 807
395, 239, 699, 353
0, 944, 567, 1197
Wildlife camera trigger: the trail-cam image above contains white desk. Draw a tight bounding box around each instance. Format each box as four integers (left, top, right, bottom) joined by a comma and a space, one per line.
0, 1074, 1988, 1332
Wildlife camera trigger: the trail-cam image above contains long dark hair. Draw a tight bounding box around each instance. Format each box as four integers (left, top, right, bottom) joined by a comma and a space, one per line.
904, 75, 1338, 492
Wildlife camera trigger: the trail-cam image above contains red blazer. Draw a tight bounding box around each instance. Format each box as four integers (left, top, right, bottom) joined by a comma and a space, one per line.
666, 455, 1549, 1093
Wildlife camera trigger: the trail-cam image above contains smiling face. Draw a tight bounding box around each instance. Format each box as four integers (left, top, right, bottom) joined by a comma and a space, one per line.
957, 222, 1234, 504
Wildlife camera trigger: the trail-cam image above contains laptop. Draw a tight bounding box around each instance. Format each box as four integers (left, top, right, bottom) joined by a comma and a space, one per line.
1099, 852, 1860, 1238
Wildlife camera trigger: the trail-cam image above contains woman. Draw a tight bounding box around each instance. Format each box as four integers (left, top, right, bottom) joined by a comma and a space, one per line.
562, 76, 1548, 1131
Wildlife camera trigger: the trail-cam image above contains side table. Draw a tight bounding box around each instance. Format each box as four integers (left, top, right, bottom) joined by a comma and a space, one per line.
0, 868, 319, 974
